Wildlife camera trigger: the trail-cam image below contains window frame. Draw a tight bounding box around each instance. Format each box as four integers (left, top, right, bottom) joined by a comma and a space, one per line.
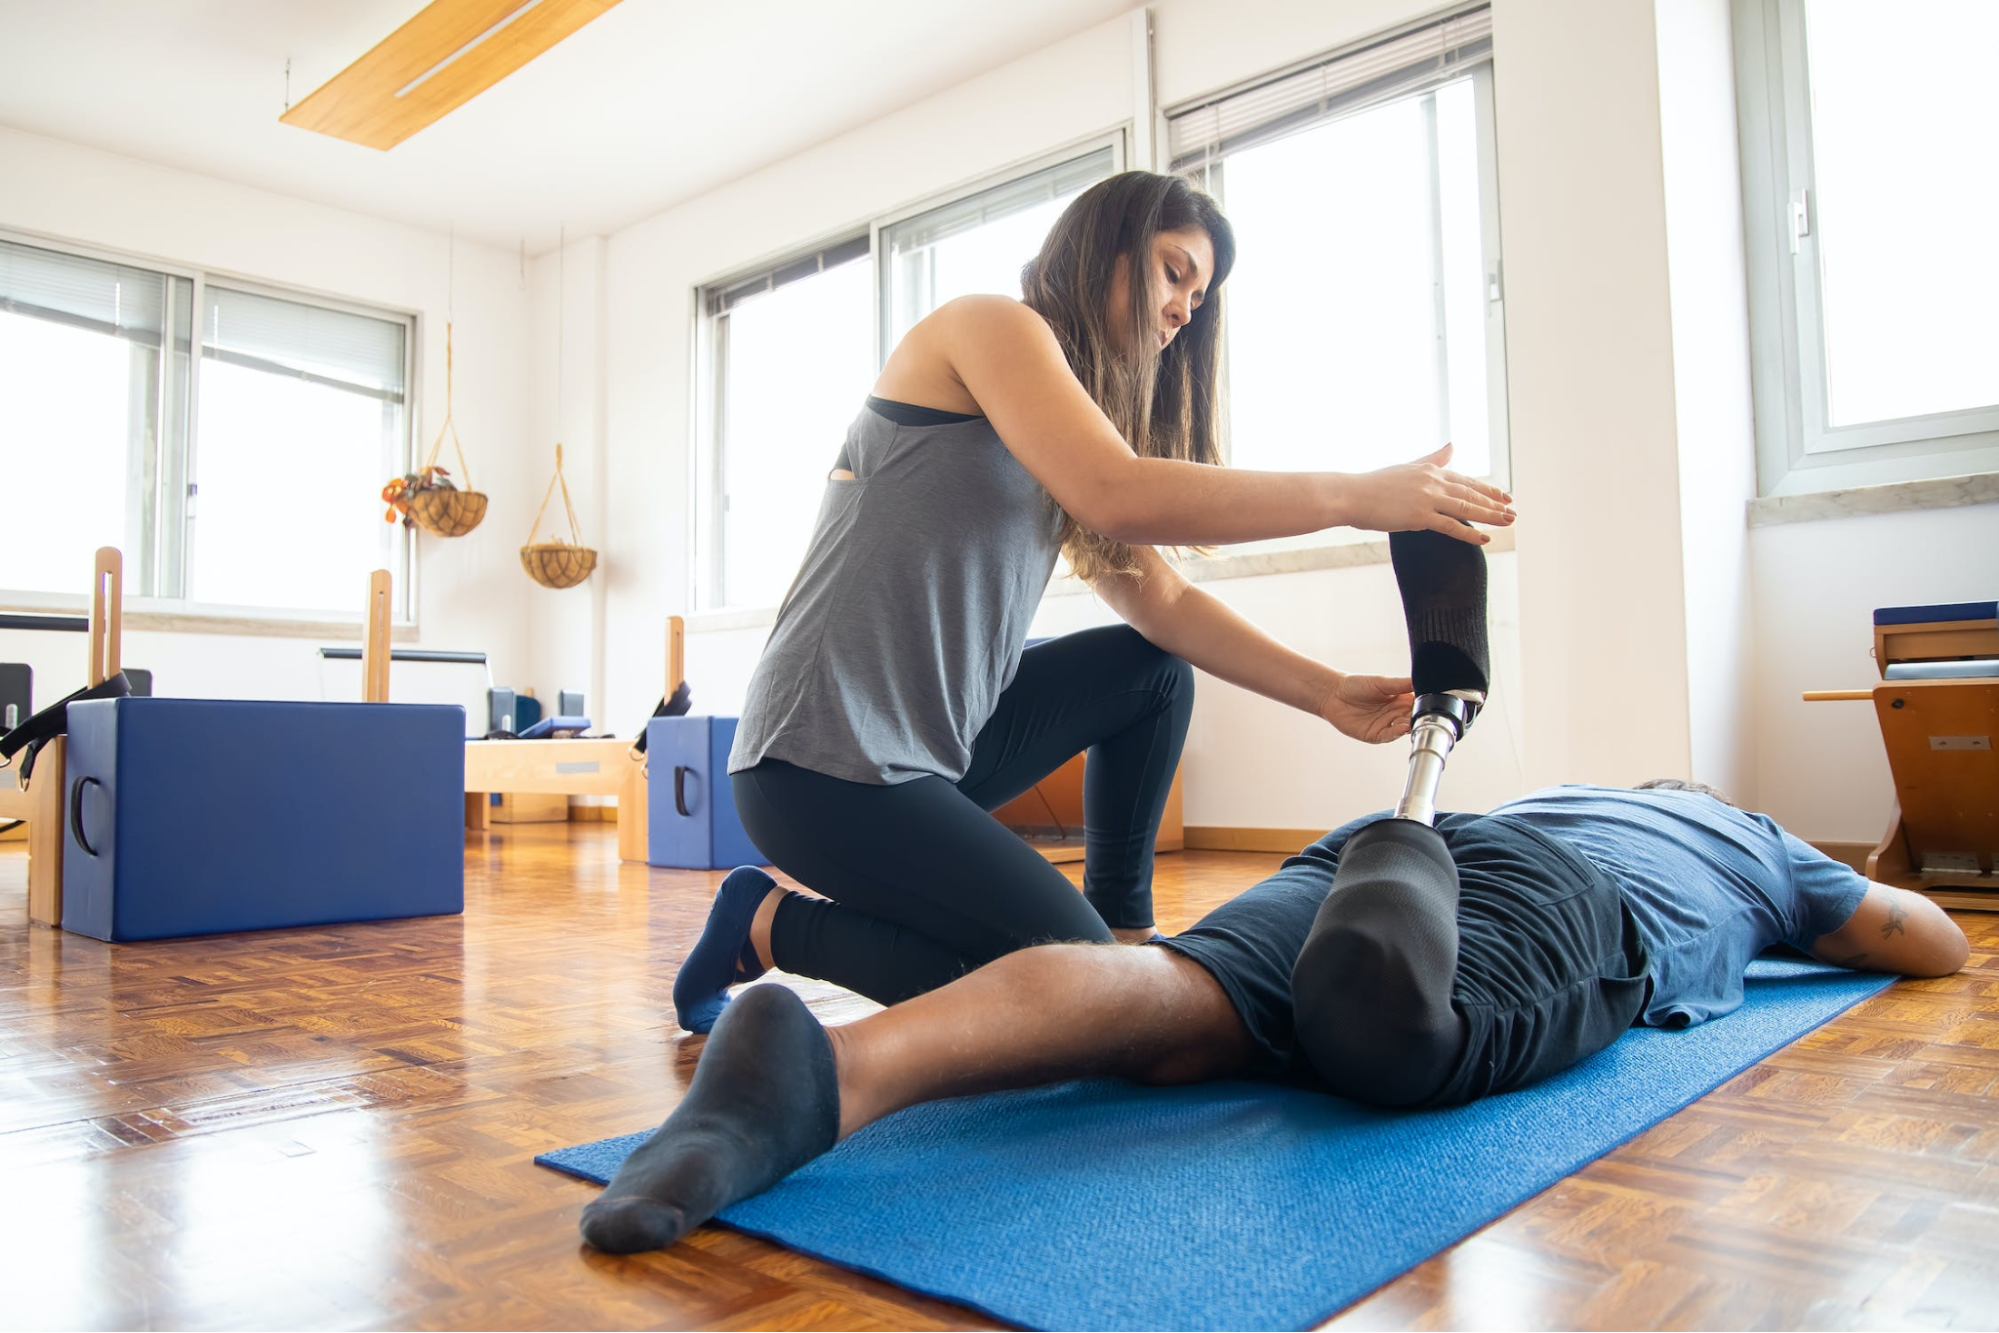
869, 132, 1126, 370
690, 228, 875, 613
1166, 49, 1512, 546
689, 132, 1124, 615
1734, 0, 1999, 497
0, 227, 418, 625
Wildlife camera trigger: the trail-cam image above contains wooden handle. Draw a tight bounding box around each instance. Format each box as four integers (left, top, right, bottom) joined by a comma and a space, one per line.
668, 615, 685, 695
363, 569, 392, 703
89, 547, 122, 686
1802, 690, 1873, 702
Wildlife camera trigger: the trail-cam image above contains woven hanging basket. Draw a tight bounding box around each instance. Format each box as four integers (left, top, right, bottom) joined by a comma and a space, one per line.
520, 541, 598, 589
521, 442, 597, 589
412, 322, 487, 537
410, 487, 489, 538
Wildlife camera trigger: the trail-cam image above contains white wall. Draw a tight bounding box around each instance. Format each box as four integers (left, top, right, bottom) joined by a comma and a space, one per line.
522, 235, 609, 718
0, 126, 535, 725
1657, 0, 1760, 801
1751, 503, 1997, 844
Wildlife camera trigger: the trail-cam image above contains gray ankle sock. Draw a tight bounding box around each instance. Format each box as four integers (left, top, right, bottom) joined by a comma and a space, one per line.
580, 984, 840, 1254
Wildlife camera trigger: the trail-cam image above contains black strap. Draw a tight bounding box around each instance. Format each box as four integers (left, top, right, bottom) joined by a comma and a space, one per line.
631, 681, 693, 754
0, 672, 132, 783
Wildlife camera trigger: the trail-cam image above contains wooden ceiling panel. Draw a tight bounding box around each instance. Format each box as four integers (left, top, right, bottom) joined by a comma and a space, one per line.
281, 0, 624, 151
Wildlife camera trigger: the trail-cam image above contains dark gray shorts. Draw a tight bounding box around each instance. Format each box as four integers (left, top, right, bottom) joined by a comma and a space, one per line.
1160, 812, 1650, 1105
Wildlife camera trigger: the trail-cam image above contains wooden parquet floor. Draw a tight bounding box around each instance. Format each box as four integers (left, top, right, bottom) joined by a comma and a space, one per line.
2, 825, 1997, 1331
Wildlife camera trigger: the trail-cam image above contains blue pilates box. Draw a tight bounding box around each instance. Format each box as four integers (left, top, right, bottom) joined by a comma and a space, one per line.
61, 698, 465, 942
647, 715, 764, 870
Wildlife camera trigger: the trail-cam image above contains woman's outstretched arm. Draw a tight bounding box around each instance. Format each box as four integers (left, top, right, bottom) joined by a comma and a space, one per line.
938, 295, 1513, 547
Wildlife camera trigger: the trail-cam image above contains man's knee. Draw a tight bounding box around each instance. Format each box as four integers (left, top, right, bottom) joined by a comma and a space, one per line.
1291, 916, 1463, 1108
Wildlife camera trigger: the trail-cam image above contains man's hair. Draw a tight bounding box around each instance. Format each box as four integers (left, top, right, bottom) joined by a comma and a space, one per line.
1634, 777, 1738, 808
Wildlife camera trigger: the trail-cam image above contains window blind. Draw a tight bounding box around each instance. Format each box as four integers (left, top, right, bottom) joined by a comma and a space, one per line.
201, 284, 407, 403
884, 147, 1117, 257
1167, 6, 1492, 172
0, 237, 168, 346
707, 234, 871, 318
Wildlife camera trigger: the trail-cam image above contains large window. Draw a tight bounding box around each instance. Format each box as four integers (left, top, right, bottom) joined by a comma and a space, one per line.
0, 235, 412, 615
1737, 0, 1999, 495
1168, 6, 1506, 493
695, 237, 874, 612
695, 143, 1118, 612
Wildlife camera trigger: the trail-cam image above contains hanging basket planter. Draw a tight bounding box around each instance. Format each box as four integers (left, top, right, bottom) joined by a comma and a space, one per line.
410, 486, 488, 537
402, 321, 488, 538
521, 443, 597, 589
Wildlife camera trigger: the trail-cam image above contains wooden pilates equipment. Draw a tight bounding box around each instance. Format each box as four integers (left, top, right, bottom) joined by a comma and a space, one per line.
993, 757, 1184, 864
461, 615, 684, 862
2, 547, 124, 926
1804, 605, 1999, 910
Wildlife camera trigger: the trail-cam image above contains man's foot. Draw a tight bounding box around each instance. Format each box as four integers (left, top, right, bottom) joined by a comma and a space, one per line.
580, 983, 840, 1254
673, 866, 776, 1034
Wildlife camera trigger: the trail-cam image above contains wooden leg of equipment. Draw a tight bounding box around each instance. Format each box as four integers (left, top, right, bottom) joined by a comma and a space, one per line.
616, 750, 648, 863
464, 792, 489, 831
1865, 802, 1913, 884
25, 738, 66, 927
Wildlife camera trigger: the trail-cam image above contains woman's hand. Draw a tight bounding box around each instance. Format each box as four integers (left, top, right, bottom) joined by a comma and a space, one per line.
1319, 673, 1416, 744
1336, 444, 1513, 544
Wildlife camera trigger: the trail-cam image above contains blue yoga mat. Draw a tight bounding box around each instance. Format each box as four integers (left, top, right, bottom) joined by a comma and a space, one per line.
540, 958, 1890, 1331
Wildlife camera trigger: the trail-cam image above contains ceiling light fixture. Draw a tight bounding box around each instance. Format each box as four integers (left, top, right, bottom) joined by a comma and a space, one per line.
281, 0, 623, 151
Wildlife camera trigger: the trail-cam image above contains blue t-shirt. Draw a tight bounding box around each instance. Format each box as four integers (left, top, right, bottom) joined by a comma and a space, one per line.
1488, 785, 1870, 1028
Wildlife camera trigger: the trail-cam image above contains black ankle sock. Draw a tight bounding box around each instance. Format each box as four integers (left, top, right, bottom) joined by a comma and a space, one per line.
579, 984, 840, 1255
1387, 529, 1490, 696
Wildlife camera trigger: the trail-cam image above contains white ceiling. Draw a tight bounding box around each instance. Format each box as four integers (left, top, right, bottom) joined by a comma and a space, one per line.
0, 0, 1134, 254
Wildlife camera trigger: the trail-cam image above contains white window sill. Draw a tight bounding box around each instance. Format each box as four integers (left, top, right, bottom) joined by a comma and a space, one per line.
0, 592, 418, 641
1747, 472, 1999, 528
685, 527, 1520, 632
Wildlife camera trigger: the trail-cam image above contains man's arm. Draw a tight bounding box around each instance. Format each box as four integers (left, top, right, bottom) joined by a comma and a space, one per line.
1809, 882, 1969, 977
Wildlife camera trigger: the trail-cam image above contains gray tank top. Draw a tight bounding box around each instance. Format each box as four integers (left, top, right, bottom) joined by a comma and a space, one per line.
728, 400, 1067, 785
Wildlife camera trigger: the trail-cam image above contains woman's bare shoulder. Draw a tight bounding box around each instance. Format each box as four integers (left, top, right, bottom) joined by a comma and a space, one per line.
878, 297, 1055, 408
925, 293, 1049, 339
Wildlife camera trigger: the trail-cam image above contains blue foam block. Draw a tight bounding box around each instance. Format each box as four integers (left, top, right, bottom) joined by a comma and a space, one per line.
646, 715, 763, 869
539, 958, 1891, 1331
1874, 600, 1997, 626
62, 697, 464, 942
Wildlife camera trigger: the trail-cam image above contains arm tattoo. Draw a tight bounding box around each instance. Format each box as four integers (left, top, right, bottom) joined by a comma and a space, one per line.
1829, 949, 1870, 969
1882, 899, 1908, 938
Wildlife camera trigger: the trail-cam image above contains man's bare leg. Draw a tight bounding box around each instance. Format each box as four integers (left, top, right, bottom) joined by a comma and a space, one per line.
580, 943, 1253, 1253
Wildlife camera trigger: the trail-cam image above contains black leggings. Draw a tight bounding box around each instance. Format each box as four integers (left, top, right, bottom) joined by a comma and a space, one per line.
732, 625, 1193, 1005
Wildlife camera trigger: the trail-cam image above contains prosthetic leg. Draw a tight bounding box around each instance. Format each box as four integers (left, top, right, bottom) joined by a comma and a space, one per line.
1288, 529, 1495, 1106
1385, 529, 1490, 826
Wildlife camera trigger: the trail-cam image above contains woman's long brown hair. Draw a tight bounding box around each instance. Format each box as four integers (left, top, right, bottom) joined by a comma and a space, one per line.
1019, 171, 1236, 581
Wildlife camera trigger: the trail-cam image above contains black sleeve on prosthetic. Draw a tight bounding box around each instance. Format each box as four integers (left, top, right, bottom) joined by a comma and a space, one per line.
1387, 529, 1490, 697
1289, 820, 1467, 1108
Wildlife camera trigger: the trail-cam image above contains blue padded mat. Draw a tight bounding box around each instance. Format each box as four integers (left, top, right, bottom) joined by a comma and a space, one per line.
539, 958, 1891, 1331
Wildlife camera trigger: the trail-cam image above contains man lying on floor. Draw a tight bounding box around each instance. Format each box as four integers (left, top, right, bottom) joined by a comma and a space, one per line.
574, 530, 1968, 1255
579, 778, 1967, 1255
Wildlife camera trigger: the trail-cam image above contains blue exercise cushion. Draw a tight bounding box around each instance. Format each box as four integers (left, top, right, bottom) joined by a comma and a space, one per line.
647, 715, 763, 870
62, 697, 464, 942
1873, 600, 1997, 625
